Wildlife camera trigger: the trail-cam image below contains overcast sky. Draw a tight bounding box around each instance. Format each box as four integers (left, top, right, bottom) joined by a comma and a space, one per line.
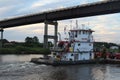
0, 0, 120, 44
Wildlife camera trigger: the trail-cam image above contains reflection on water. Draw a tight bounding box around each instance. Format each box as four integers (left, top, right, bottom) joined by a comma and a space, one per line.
47, 65, 120, 80
0, 55, 120, 80
50, 68, 68, 80
91, 65, 108, 80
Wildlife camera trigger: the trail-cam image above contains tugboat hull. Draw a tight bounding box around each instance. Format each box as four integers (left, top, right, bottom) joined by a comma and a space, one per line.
31, 58, 120, 66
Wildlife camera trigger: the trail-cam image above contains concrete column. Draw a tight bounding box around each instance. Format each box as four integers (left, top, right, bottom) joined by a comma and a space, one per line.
44, 21, 48, 48
0, 28, 4, 48
43, 20, 58, 48
54, 21, 58, 48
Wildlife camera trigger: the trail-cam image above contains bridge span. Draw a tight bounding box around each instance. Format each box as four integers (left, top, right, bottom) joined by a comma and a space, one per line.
0, 0, 120, 28
0, 0, 120, 48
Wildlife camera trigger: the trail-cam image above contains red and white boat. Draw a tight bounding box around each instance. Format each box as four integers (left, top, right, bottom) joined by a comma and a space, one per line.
51, 26, 95, 61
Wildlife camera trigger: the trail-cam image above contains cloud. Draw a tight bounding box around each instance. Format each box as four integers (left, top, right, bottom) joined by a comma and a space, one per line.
0, 6, 15, 18
4, 23, 44, 42
31, 0, 58, 8
5, 23, 44, 34
89, 14, 120, 43
0, 0, 37, 19
0, 7, 10, 15
17, 0, 101, 15
17, 0, 60, 14
4, 21, 67, 42
61, 13, 120, 43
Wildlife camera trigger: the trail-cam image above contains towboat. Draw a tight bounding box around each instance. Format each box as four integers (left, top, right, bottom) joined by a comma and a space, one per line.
51, 26, 95, 62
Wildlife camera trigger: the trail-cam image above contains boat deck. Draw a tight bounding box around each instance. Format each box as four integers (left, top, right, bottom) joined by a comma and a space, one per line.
31, 58, 120, 66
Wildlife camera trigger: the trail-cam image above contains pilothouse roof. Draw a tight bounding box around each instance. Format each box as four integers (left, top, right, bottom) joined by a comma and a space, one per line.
70, 29, 94, 32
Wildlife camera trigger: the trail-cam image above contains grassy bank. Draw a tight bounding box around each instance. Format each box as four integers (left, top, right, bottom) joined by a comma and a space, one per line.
0, 46, 51, 55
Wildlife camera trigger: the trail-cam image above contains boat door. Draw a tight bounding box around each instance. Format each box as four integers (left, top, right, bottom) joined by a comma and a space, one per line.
74, 54, 79, 61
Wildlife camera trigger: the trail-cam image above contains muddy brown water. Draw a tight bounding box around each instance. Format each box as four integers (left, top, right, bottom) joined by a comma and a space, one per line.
0, 54, 120, 80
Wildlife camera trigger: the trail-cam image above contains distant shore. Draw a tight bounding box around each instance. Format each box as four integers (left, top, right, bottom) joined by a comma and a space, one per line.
0, 47, 51, 55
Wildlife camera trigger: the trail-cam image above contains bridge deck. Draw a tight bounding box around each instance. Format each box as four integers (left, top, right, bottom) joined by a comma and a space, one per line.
0, 0, 120, 28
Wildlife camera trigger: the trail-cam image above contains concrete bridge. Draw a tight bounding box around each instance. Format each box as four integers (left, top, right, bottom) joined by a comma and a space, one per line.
0, 0, 120, 48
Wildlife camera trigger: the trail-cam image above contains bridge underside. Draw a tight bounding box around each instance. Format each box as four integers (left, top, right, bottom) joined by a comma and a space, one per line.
0, 0, 120, 28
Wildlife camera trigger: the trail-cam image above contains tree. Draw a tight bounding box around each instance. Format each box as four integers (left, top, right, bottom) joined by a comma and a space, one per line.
33, 36, 39, 43
25, 37, 33, 43
0, 39, 9, 43
25, 36, 40, 47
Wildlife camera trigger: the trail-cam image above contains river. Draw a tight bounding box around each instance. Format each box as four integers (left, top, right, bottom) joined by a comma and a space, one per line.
0, 54, 120, 80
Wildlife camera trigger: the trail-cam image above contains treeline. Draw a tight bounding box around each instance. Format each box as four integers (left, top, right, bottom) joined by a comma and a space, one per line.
0, 36, 52, 55
94, 42, 119, 49
94, 42, 120, 53
0, 37, 120, 54
0, 36, 53, 48
0, 47, 51, 55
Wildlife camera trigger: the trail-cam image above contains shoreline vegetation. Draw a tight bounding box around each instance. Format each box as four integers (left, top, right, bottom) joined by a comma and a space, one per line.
0, 36, 52, 55
0, 36, 120, 55
0, 47, 51, 55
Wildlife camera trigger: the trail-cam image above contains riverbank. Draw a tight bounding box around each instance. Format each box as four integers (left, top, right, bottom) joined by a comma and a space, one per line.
0, 47, 51, 55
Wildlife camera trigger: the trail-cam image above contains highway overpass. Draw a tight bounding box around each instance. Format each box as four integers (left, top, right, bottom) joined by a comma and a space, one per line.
0, 0, 120, 28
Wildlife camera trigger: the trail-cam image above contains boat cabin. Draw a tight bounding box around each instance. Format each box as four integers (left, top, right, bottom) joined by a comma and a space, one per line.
52, 28, 94, 61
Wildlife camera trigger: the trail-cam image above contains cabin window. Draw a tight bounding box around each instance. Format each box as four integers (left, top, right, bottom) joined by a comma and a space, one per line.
86, 31, 88, 34
71, 54, 73, 56
89, 44, 91, 46
75, 31, 77, 37
72, 32, 74, 38
78, 43, 80, 46
70, 58, 73, 61
88, 32, 90, 35
68, 32, 70, 35
90, 32, 92, 34
83, 31, 85, 34
79, 31, 81, 34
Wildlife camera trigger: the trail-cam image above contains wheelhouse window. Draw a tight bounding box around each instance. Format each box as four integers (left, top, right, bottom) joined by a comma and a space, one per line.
75, 31, 77, 37
78, 43, 80, 46
71, 54, 73, 56
83, 31, 85, 34
79, 31, 81, 34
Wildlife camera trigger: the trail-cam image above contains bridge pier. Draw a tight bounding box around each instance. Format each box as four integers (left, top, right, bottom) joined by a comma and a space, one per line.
44, 20, 58, 48
0, 28, 4, 48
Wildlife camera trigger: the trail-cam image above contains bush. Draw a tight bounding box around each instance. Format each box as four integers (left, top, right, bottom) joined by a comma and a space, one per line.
0, 37, 50, 54
25, 47, 51, 55
15, 46, 28, 53
0, 46, 51, 55
0, 48, 17, 54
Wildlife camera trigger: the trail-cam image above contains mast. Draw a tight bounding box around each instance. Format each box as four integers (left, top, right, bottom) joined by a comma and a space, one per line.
58, 32, 61, 41
70, 20, 72, 29
76, 20, 78, 29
